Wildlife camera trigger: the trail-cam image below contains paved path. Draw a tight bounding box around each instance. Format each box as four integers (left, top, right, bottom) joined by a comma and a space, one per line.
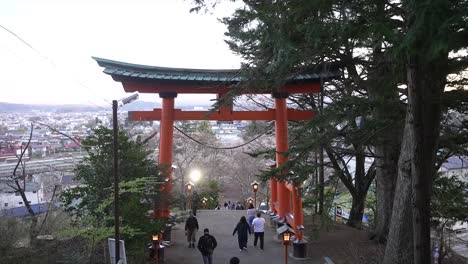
164, 210, 312, 264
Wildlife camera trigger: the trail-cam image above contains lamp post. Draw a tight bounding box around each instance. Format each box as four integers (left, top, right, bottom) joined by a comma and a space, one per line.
152, 233, 160, 264
185, 181, 194, 210
112, 92, 138, 264
247, 197, 253, 207
251, 180, 259, 209
282, 230, 291, 264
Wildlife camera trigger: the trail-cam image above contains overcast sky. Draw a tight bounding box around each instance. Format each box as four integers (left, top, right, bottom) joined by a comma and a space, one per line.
0, 0, 241, 107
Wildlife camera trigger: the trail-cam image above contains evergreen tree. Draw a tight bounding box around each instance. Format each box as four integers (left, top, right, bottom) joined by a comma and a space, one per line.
193, 0, 468, 262
61, 126, 166, 246
431, 174, 468, 263
218, 0, 404, 230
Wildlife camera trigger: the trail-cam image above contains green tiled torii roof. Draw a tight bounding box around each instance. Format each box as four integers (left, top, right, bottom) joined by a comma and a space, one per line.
92, 57, 330, 83
93, 57, 241, 82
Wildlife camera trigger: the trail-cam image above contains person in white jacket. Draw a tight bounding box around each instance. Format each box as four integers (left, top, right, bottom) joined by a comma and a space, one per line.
251, 212, 266, 251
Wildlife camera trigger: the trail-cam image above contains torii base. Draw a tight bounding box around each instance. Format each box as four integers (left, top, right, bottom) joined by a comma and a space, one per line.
292, 240, 308, 260
162, 223, 174, 247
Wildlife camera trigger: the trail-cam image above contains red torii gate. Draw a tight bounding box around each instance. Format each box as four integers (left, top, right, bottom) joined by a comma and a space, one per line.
94, 57, 322, 258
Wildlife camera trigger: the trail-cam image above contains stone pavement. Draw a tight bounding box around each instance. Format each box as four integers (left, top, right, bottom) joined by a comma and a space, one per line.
164, 210, 319, 264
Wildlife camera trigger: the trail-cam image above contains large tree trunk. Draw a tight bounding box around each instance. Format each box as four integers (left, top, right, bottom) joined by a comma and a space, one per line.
367, 0, 403, 240
372, 115, 401, 243
384, 52, 447, 264
383, 123, 414, 264
373, 143, 399, 243
408, 56, 446, 264
370, 93, 402, 243
386, 0, 450, 261
347, 148, 367, 228
348, 193, 366, 228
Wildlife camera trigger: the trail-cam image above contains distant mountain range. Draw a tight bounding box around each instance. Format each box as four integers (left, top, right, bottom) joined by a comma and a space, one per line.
0, 101, 213, 112
0, 102, 103, 112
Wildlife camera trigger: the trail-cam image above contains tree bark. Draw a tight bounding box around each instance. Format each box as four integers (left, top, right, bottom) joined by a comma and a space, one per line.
348, 193, 366, 228
373, 130, 400, 242
384, 52, 447, 264
367, 56, 402, 242
383, 122, 414, 264
366, 0, 403, 241
407, 55, 446, 264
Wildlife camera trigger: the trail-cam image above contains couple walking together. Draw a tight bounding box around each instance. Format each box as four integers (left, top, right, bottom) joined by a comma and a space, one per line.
185, 211, 218, 264
232, 209, 266, 252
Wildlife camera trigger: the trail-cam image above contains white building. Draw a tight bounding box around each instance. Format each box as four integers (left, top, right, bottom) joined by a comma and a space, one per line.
440, 156, 468, 182
439, 156, 468, 231
0, 181, 43, 209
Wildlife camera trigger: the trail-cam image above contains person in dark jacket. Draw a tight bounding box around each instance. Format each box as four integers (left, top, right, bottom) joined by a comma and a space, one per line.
185, 210, 199, 248
192, 191, 200, 216
197, 228, 217, 264
232, 216, 251, 251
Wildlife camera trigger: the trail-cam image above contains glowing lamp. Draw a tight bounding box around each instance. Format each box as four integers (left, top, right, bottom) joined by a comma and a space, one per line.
185, 182, 194, 193
152, 234, 159, 242
282, 231, 291, 242
252, 181, 259, 192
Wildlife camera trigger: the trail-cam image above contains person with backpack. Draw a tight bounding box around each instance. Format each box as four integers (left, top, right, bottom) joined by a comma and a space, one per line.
232, 216, 251, 251
185, 210, 199, 248
197, 228, 217, 264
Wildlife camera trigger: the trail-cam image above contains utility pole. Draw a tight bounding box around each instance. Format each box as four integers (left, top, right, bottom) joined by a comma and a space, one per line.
318, 78, 325, 215
112, 93, 138, 264
112, 100, 120, 264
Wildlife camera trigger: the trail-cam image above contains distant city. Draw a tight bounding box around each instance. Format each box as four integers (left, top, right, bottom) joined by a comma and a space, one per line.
0, 101, 251, 215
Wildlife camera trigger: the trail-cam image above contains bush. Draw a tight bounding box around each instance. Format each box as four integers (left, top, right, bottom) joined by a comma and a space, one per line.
0, 217, 28, 250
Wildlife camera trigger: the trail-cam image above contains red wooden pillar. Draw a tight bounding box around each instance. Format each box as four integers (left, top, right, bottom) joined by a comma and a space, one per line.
274, 93, 291, 219
158, 92, 176, 217
270, 178, 278, 213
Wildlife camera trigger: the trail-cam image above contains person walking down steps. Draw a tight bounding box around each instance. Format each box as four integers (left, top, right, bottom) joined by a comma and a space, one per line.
251, 212, 265, 251
233, 216, 251, 251
185, 210, 199, 248
246, 203, 256, 228
197, 228, 217, 264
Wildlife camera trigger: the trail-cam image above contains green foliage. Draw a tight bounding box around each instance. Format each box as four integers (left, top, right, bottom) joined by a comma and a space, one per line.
401, 0, 468, 63
0, 217, 28, 251
431, 174, 468, 223
197, 0, 467, 236
197, 180, 222, 209
60, 126, 166, 246
243, 120, 271, 140
196, 121, 215, 136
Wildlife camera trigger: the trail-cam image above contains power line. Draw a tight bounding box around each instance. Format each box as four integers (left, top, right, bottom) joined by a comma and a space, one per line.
0, 24, 39, 54
0, 24, 112, 106
173, 125, 272, 150
87, 100, 109, 111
